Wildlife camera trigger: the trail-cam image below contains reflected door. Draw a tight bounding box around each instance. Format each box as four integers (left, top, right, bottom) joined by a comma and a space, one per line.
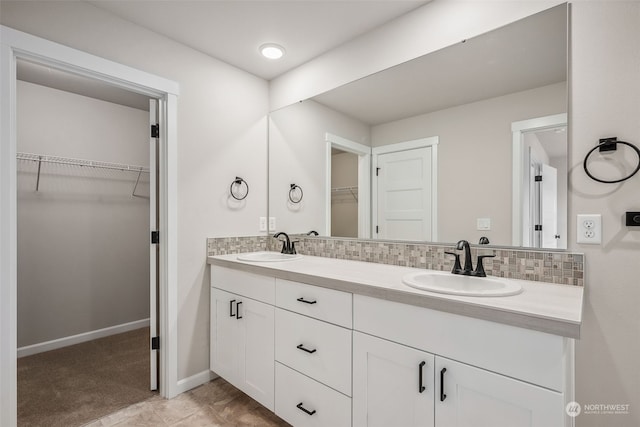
374, 146, 434, 241
539, 163, 558, 248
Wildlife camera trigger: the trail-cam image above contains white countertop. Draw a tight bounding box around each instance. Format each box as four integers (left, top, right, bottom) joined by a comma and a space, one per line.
208, 253, 583, 339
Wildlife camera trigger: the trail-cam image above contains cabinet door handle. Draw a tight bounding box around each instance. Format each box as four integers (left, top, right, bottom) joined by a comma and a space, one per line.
296, 344, 317, 354
440, 367, 447, 401
419, 361, 426, 393
296, 402, 316, 416
236, 301, 243, 319
229, 299, 236, 318
296, 297, 317, 304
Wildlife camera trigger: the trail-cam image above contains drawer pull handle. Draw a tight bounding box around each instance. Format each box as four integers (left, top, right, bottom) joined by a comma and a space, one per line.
297, 297, 317, 305
296, 402, 316, 416
440, 367, 447, 402
296, 344, 317, 354
229, 300, 236, 318
236, 301, 243, 319
419, 361, 426, 393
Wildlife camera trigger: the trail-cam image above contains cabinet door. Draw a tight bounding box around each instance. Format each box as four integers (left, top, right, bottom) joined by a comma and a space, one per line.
210, 288, 241, 388
353, 332, 435, 427
238, 297, 275, 411
435, 357, 564, 427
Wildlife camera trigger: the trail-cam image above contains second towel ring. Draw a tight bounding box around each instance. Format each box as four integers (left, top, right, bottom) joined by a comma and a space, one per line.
583, 138, 640, 184
289, 183, 303, 203
230, 177, 249, 200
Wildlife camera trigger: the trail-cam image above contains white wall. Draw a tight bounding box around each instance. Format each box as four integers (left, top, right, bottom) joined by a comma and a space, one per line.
16, 80, 149, 348
372, 82, 566, 244
269, 100, 369, 235
0, 1, 269, 380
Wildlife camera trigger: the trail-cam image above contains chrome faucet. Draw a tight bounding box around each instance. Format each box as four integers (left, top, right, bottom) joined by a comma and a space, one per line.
273, 232, 297, 254
445, 239, 495, 277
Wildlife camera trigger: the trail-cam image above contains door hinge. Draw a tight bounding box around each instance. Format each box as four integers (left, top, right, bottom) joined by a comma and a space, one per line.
375, 225, 379, 233
151, 230, 160, 244
376, 167, 381, 176
534, 175, 542, 182
151, 336, 160, 350
535, 224, 543, 231
151, 124, 160, 138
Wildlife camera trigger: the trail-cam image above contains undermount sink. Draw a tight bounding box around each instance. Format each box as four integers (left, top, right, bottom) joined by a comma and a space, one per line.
402, 271, 523, 297
236, 251, 303, 262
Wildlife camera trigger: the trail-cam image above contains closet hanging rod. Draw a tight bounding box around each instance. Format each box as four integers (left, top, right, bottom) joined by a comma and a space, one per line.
16, 152, 150, 174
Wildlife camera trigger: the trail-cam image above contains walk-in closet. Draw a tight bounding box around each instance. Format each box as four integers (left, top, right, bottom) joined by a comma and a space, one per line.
16, 59, 155, 426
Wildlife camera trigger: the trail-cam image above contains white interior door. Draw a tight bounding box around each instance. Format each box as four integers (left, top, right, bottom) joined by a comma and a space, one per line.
149, 99, 158, 391
375, 146, 434, 241
540, 163, 558, 249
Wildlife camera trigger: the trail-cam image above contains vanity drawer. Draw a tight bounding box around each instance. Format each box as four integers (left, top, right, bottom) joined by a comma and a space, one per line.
275, 362, 351, 427
276, 278, 352, 328
275, 308, 352, 396
211, 266, 275, 305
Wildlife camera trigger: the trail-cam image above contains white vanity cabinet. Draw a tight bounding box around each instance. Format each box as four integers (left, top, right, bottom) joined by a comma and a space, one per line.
274, 278, 353, 427
353, 294, 570, 427
210, 268, 275, 411
209, 261, 576, 427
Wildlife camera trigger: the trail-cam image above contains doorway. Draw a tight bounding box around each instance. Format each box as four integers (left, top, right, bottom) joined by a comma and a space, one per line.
15, 59, 159, 425
372, 137, 438, 241
511, 114, 568, 249
1, 25, 180, 426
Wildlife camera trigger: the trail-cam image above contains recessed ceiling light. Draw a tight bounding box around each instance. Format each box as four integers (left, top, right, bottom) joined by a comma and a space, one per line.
260, 43, 285, 60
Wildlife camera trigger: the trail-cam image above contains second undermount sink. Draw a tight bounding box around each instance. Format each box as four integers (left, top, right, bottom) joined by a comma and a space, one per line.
402, 271, 523, 297
236, 251, 303, 262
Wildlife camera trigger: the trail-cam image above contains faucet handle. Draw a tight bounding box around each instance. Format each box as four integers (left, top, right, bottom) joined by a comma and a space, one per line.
444, 251, 462, 274
473, 254, 496, 277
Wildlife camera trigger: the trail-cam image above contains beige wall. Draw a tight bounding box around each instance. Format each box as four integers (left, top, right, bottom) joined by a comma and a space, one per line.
16, 80, 150, 347
269, 99, 369, 235
1, 1, 269, 380
570, 2, 640, 426
372, 82, 566, 245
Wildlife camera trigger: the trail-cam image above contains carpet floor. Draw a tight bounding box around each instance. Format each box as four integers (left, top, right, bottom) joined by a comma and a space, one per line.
18, 327, 155, 427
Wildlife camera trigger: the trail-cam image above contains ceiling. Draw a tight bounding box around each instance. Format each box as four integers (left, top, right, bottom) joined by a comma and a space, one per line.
313, 4, 567, 125
88, 0, 431, 81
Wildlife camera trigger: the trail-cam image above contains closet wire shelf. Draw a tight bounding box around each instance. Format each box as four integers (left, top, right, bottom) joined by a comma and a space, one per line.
16, 152, 150, 195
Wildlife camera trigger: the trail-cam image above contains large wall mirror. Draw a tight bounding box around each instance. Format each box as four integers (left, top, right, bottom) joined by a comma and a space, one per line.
269, 4, 568, 249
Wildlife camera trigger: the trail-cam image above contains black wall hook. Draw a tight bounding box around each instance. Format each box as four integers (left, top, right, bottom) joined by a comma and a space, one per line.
583, 137, 640, 184
230, 176, 249, 200
289, 183, 303, 203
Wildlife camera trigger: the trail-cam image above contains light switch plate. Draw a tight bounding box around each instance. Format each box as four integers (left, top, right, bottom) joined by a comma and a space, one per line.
577, 214, 602, 244
477, 218, 491, 231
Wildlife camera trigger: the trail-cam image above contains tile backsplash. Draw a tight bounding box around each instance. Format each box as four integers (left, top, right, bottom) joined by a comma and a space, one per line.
207, 235, 584, 286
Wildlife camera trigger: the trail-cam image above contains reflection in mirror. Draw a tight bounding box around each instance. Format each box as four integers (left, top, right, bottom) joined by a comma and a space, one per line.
269, 4, 568, 249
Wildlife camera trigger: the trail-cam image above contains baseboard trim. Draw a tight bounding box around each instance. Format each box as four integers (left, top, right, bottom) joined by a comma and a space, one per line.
17, 318, 150, 358
176, 370, 217, 395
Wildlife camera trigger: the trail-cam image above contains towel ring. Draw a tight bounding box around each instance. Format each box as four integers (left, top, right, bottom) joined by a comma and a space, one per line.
289, 183, 303, 203
583, 138, 640, 184
230, 177, 249, 200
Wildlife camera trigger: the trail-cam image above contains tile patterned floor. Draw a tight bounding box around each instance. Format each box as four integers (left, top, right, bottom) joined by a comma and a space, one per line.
83, 378, 290, 427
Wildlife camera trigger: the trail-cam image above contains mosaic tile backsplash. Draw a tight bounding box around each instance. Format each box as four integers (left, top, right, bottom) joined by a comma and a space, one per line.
207, 235, 584, 287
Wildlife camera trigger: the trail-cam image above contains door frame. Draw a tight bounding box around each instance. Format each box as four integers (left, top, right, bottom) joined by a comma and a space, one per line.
325, 133, 371, 239
372, 137, 439, 241
511, 113, 567, 247
1, 26, 180, 425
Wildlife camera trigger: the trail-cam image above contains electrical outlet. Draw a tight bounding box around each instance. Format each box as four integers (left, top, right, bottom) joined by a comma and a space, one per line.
268, 217, 276, 231
477, 218, 491, 231
577, 214, 602, 244
259, 217, 267, 232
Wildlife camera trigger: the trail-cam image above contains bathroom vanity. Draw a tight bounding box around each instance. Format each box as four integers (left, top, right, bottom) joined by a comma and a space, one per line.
207, 253, 582, 427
